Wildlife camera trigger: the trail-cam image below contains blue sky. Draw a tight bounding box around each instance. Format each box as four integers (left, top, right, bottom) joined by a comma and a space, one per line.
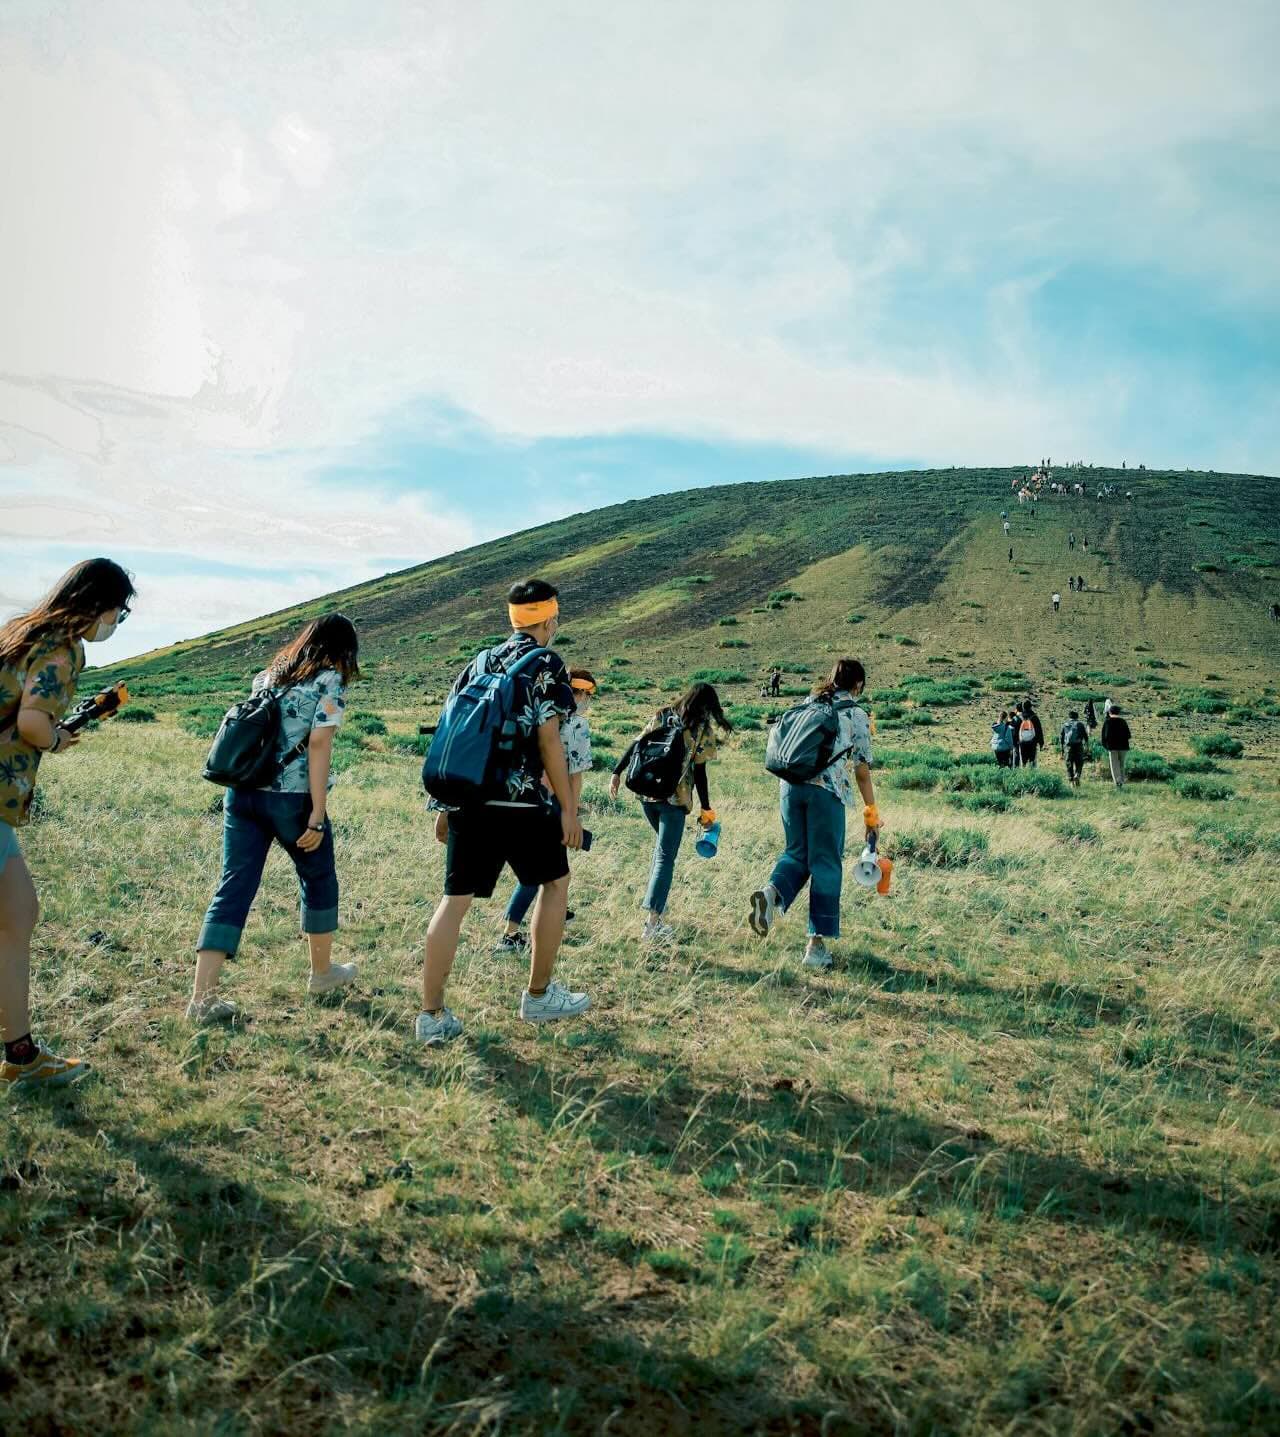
1, 1, 1277, 663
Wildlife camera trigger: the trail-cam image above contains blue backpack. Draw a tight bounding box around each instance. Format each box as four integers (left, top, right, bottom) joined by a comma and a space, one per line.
421, 645, 548, 805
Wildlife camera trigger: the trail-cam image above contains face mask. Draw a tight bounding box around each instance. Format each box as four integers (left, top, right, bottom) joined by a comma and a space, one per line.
89, 615, 119, 642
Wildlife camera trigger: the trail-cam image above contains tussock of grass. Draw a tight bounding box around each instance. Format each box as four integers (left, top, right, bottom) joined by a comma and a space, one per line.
1192, 733, 1244, 759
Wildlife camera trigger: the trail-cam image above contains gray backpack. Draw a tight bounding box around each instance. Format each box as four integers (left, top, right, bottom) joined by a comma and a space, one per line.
765, 697, 857, 784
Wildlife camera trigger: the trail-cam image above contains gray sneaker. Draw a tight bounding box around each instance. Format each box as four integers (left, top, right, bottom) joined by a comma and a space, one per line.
642, 920, 677, 948
308, 962, 357, 996
519, 980, 591, 1023
803, 945, 834, 971
186, 994, 238, 1025
415, 1009, 464, 1046
749, 886, 780, 937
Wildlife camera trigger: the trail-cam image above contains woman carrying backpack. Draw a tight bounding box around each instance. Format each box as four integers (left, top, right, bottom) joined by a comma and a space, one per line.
609, 683, 730, 947
1016, 700, 1042, 768
748, 659, 876, 970
991, 711, 1015, 768
0, 558, 135, 1087
190, 614, 360, 1023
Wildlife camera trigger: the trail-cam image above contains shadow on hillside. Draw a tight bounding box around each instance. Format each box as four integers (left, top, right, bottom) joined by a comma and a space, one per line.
30, 1104, 864, 1437
472, 1039, 1280, 1261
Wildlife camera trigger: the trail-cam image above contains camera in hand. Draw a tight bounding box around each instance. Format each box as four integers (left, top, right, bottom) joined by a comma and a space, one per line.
63, 681, 130, 734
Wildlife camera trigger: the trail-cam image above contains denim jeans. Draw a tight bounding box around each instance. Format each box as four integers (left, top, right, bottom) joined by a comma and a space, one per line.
198, 789, 339, 958
641, 801, 687, 914
0, 821, 21, 873
505, 883, 538, 926
768, 782, 846, 938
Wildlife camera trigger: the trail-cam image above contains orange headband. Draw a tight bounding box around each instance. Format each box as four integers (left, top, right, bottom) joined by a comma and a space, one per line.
508, 599, 559, 627
570, 678, 596, 695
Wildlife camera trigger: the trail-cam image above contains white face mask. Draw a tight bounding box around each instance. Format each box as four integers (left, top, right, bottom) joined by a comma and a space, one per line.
89, 614, 119, 642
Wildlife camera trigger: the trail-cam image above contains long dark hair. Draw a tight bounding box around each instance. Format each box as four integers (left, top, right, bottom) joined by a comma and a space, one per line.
673, 682, 732, 735
813, 657, 865, 700
267, 614, 360, 688
0, 558, 135, 667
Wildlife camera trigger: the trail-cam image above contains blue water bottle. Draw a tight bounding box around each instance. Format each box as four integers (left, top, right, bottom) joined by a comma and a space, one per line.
695, 820, 722, 859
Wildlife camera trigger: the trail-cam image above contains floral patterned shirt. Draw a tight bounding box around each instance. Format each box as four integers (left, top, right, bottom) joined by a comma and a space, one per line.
801, 695, 873, 809
561, 712, 592, 777
448, 633, 575, 808
0, 632, 85, 828
250, 668, 346, 793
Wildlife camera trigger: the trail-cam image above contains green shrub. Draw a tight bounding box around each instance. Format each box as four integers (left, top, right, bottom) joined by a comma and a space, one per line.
875, 703, 906, 721
885, 765, 949, 792
609, 657, 632, 666
899, 681, 971, 707
895, 636, 919, 646
1192, 821, 1280, 858
351, 713, 388, 736
946, 791, 1013, 814
846, 613, 865, 624
926, 656, 953, 665
667, 575, 712, 588
908, 711, 936, 726
718, 638, 750, 649
717, 616, 738, 626
988, 670, 1030, 692
1179, 689, 1229, 715
1004, 768, 1071, 799
1121, 750, 1172, 782
1169, 756, 1220, 774
768, 590, 802, 603
726, 703, 772, 730
952, 751, 998, 767
1191, 733, 1244, 758
690, 669, 748, 684
1173, 776, 1234, 801
1055, 819, 1100, 845
894, 827, 989, 868
116, 707, 157, 724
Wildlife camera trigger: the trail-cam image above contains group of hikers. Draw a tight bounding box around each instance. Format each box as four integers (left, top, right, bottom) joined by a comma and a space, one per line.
990, 695, 1131, 788
0, 560, 882, 1083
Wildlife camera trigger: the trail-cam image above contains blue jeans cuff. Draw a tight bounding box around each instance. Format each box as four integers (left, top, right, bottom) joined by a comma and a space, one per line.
301, 905, 339, 935
198, 921, 243, 959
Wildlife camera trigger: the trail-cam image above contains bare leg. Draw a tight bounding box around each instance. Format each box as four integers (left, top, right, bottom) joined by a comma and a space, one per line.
0, 855, 38, 1042
528, 875, 568, 993
422, 895, 473, 1011
307, 932, 333, 976
192, 949, 228, 1001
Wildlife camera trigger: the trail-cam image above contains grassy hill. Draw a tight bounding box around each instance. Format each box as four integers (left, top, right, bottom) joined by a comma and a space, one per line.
6, 464, 1280, 1433
101, 463, 1280, 762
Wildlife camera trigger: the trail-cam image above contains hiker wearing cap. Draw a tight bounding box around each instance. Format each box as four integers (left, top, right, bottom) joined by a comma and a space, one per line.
609, 684, 730, 947
1059, 709, 1089, 788
496, 669, 597, 954
748, 659, 877, 971
416, 579, 588, 1046
1100, 704, 1131, 788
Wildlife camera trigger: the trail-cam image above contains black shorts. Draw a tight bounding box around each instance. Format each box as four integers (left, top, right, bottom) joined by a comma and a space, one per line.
444, 804, 570, 898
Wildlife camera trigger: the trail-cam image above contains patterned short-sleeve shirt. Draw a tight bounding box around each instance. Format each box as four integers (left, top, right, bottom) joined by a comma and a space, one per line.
0, 632, 86, 828
801, 695, 873, 809
561, 712, 593, 777
449, 633, 576, 808
250, 668, 346, 793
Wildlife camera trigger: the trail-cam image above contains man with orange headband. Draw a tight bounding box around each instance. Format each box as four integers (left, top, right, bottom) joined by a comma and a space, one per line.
416, 579, 589, 1046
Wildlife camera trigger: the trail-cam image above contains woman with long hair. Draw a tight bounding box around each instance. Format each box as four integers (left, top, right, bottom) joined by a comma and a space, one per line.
0, 558, 135, 1086
749, 658, 878, 970
609, 681, 731, 946
190, 613, 360, 1022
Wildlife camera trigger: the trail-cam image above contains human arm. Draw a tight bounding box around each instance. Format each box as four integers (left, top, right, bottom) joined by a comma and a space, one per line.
16, 639, 82, 754
609, 737, 638, 799
297, 726, 335, 852
854, 762, 878, 840
539, 719, 582, 849
693, 763, 710, 814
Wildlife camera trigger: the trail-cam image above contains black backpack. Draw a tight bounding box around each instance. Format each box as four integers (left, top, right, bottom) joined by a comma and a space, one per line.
202, 688, 307, 789
624, 711, 687, 800
765, 696, 856, 784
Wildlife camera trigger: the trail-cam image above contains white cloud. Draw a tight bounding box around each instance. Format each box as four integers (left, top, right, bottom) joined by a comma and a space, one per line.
0, 1, 1276, 651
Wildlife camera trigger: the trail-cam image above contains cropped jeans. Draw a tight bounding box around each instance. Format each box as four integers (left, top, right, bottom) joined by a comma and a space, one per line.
641, 801, 687, 914
198, 789, 338, 958
768, 782, 846, 939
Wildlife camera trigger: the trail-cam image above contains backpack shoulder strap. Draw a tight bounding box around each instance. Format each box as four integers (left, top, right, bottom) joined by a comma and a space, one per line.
502, 644, 549, 680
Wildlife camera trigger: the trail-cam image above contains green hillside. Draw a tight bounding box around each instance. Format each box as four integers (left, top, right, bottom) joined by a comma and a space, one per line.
9, 463, 1280, 1432
103, 465, 1280, 752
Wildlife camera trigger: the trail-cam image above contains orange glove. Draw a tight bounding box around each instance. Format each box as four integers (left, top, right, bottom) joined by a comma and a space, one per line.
698, 808, 717, 828
863, 803, 880, 831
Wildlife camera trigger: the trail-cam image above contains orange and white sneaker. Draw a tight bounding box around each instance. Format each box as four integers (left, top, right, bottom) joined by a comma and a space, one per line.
0, 1040, 90, 1089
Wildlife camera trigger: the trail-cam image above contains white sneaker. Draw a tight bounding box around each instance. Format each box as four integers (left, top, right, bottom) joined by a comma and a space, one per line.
642, 920, 677, 948
186, 994, 238, 1025
749, 886, 780, 937
803, 945, 834, 970
415, 1008, 463, 1046
308, 962, 357, 996
493, 931, 529, 955
519, 980, 591, 1023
